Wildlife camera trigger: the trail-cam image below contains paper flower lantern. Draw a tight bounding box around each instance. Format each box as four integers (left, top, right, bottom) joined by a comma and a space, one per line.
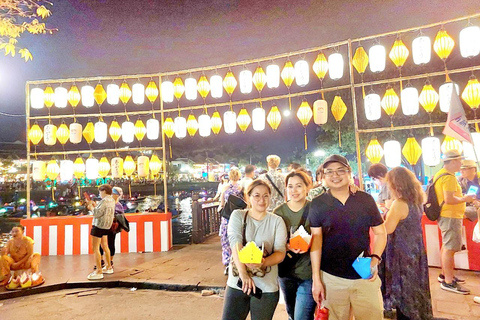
111, 157, 123, 178
56, 123, 70, 145
294, 60, 309, 87
210, 75, 223, 98
252, 107, 265, 131
119, 82, 132, 105
107, 84, 120, 105
434, 28, 455, 61
462, 77, 480, 110
197, 75, 210, 100
419, 84, 439, 113
123, 156, 136, 177
352, 46, 369, 74
364, 93, 381, 121
331, 95, 347, 147
401, 86, 419, 116
94, 121, 107, 144
186, 114, 199, 136
266, 64, 280, 88
83, 121, 95, 144
412, 35, 431, 65
132, 83, 145, 105
223, 71, 237, 97
137, 156, 150, 178
236, 108, 251, 132
98, 157, 110, 178
313, 52, 329, 81
297, 100, 313, 149
146, 118, 160, 140
460, 26, 480, 58
60, 160, 74, 182
28, 123, 43, 145
238, 241, 263, 264
94, 83, 107, 105
441, 135, 463, 154
384, 140, 402, 168
146, 80, 159, 104
402, 137, 422, 165
149, 154, 162, 176
32, 161, 46, 181
239, 69, 253, 94
185, 77, 197, 101
211, 111, 222, 135
161, 80, 174, 103
44, 86, 54, 108
267, 105, 281, 131
313, 100, 328, 125
109, 119, 122, 142
328, 53, 344, 80
73, 157, 85, 179
81, 85, 94, 108
369, 44, 386, 72
54, 87, 68, 108
224, 110, 237, 134
366, 138, 384, 163
134, 119, 146, 141
86, 157, 99, 180
68, 85, 81, 108
173, 77, 185, 101
198, 114, 211, 137
44, 124, 57, 146
122, 121, 135, 143
163, 117, 175, 138
389, 39, 409, 68
439, 82, 459, 113
174, 116, 187, 139
381, 87, 399, 123
46, 160, 60, 181
281, 60, 295, 109
30, 88, 44, 109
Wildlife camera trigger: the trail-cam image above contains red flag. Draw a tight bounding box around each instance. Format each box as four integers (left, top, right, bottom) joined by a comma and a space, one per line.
443, 82, 473, 144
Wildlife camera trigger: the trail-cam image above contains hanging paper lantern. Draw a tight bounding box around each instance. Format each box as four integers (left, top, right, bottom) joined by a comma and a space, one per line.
109, 120, 122, 142
402, 137, 422, 165
44, 124, 57, 146
239, 69, 253, 94
364, 93, 381, 121
30, 88, 44, 109
419, 84, 439, 113
98, 157, 110, 178
94, 83, 107, 105
73, 157, 85, 179
472, 132, 480, 159
366, 139, 384, 163
54, 87, 68, 108
46, 160, 60, 181
313, 52, 328, 80
281, 60, 295, 88
331, 95, 347, 121
223, 71, 237, 96
119, 82, 132, 105
252, 107, 265, 131
401, 86, 419, 116
462, 77, 480, 110
81, 85, 94, 108
134, 119, 146, 141
28, 124, 43, 145
149, 154, 162, 176
94, 121, 108, 144
83, 121, 95, 144
328, 53, 344, 80
132, 83, 145, 105
197, 75, 210, 99
146, 80, 159, 103
253, 66, 267, 92
137, 156, 150, 178
267, 105, 282, 131
33, 161, 46, 181
389, 39, 409, 68
44, 86, 54, 108
384, 140, 402, 168
161, 81, 174, 103
381, 87, 399, 117
174, 116, 187, 139
211, 111, 222, 134
186, 114, 199, 136
369, 44, 386, 73
441, 135, 463, 154
107, 84, 120, 105
210, 75, 223, 98
163, 117, 175, 138
352, 46, 369, 74
56, 123, 70, 145
412, 35, 431, 65
60, 160, 74, 182
68, 85, 81, 108
297, 101, 313, 126
198, 114, 211, 137
236, 108, 251, 132
434, 28, 455, 61
86, 157, 99, 180
224, 110, 237, 134
463, 141, 476, 160
313, 100, 328, 125
185, 77, 198, 101
146, 118, 160, 140
111, 157, 124, 178
122, 121, 135, 143
460, 26, 480, 58
266, 64, 280, 88
439, 82, 460, 113
123, 156, 136, 177
294, 60, 309, 87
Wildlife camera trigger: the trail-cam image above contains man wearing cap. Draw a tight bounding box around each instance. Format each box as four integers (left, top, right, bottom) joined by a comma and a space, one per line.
309, 154, 387, 320
458, 159, 480, 221
434, 150, 475, 294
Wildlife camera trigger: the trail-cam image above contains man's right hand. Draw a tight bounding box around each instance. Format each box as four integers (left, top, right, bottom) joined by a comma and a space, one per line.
463, 194, 476, 203
312, 278, 325, 304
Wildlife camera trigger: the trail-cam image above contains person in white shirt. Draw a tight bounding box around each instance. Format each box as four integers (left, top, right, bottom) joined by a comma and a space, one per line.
240, 165, 256, 191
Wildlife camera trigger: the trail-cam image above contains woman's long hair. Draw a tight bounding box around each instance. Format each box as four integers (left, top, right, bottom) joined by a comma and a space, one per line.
386, 167, 426, 206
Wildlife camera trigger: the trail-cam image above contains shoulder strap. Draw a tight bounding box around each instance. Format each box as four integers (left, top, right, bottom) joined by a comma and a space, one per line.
433, 172, 453, 185
266, 174, 284, 198
299, 203, 310, 227
242, 210, 248, 246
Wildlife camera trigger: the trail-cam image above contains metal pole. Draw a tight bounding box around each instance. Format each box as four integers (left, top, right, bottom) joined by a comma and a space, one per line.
159, 75, 168, 217
26, 83, 31, 218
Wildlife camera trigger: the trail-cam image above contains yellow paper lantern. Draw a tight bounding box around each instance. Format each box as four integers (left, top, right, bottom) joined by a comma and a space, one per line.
419, 84, 439, 113
56, 123, 70, 145
253, 66, 267, 93
211, 111, 222, 135
313, 53, 328, 80
352, 46, 369, 74
173, 77, 185, 100
98, 156, 110, 178
109, 120, 122, 142
46, 160, 60, 181
82, 121, 95, 144
434, 28, 455, 61
94, 83, 107, 105
267, 105, 282, 131
163, 117, 175, 138
223, 71, 237, 96
462, 77, 480, 110
73, 157, 85, 179
134, 119, 146, 141
149, 154, 162, 176
237, 108, 251, 132
402, 137, 422, 165
28, 123, 43, 145
197, 75, 210, 99
146, 80, 159, 103
441, 135, 463, 154
119, 82, 132, 104
281, 60, 295, 88
366, 138, 384, 163
297, 101, 313, 126
381, 87, 399, 117
186, 114, 199, 136
68, 84, 81, 108
389, 39, 409, 68
331, 95, 347, 122
44, 86, 55, 108
123, 155, 136, 177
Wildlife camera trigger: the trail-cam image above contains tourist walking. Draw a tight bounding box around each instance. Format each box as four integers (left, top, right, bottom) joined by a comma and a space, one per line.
221, 179, 287, 320
384, 167, 433, 320
260, 155, 285, 212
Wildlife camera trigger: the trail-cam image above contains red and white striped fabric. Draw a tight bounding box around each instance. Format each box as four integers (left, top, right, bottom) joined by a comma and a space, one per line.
21, 212, 172, 256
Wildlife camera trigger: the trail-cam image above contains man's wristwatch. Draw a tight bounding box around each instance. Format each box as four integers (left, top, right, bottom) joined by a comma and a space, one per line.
370, 254, 382, 263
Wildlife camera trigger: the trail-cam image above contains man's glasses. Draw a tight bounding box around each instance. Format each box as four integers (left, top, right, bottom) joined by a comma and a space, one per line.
324, 168, 350, 177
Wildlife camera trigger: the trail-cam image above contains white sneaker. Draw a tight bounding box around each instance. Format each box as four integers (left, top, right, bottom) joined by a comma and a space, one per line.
102, 266, 114, 274
87, 271, 104, 280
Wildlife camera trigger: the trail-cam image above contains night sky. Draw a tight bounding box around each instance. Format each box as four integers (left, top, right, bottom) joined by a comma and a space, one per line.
0, 0, 479, 161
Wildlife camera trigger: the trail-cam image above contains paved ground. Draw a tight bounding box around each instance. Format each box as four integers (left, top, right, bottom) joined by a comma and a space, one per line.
1, 236, 480, 319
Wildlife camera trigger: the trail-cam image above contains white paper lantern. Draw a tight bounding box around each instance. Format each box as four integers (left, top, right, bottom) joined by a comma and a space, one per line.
239, 70, 253, 94
472, 132, 480, 160
161, 81, 174, 103
146, 118, 160, 140
122, 121, 135, 143
137, 156, 149, 178
81, 85, 95, 108
210, 75, 223, 98
294, 60, 309, 86
328, 53, 344, 80
364, 93, 381, 121
44, 124, 57, 146
54, 87, 68, 108
422, 137, 441, 167
30, 88, 44, 109
460, 26, 480, 58
185, 78, 197, 101
252, 107, 265, 131
94, 121, 108, 144
369, 44, 386, 73
401, 87, 419, 116
32, 161, 46, 181
198, 114, 211, 137
132, 83, 145, 105
384, 140, 402, 168
60, 160, 74, 182
412, 35, 431, 65
266, 64, 280, 88
69, 122, 83, 144
313, 100, 328, 125
463, 141, 476, 160
111, 157, 124, 178
106, 84, 120, 105
439, 82, 460, 113
224, 111, 237, 134
86, 158, 99, 180
174, 116, 187, 139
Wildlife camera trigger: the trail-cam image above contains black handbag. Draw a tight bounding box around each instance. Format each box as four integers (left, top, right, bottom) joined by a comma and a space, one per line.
221, 194, 247, 220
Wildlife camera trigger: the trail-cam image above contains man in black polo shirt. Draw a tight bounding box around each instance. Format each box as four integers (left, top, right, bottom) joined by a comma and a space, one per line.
309, 155, 386, 320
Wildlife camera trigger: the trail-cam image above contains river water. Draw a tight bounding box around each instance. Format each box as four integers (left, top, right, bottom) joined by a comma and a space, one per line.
172, 197, 193, 244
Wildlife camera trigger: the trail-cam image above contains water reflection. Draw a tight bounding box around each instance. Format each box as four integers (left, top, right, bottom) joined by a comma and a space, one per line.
172, 197, 193, 244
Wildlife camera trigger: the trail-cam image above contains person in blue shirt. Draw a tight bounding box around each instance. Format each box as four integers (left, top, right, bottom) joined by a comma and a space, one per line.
458, 159, 480, 221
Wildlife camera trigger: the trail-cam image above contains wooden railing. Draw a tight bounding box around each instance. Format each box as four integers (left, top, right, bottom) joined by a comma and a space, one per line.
191, 195, 221, 244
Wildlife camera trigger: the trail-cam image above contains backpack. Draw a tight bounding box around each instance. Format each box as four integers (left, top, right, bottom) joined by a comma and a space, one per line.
424, 173, 452, 221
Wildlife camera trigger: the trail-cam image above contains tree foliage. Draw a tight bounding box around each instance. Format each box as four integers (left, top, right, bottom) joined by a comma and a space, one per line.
0, 0, 55, 61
